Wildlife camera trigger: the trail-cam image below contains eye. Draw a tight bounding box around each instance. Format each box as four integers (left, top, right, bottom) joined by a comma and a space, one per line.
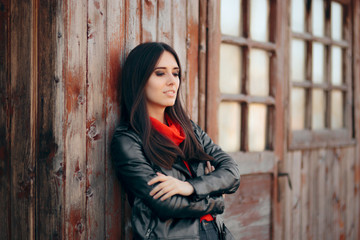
155, 71, 164, 76
173, 72, 179, 77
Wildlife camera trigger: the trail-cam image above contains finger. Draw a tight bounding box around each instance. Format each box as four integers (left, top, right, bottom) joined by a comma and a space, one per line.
153, 185, 173, 199
156, 172, 165, 177
211, 166, 215, 172
160, 189, 178, 201
149, 181, 170, 196
206, 161, 211, 170
205, 167, 209, 174
147, 174, 167, 185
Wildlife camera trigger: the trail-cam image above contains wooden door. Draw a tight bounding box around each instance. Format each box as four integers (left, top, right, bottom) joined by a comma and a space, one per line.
204, 0, 286, 239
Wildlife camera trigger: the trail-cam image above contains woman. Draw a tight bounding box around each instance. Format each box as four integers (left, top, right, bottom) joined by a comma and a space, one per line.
111, 42, 240, 239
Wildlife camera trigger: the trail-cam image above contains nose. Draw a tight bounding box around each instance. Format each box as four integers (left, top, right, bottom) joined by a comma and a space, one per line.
167, 73, 177, 85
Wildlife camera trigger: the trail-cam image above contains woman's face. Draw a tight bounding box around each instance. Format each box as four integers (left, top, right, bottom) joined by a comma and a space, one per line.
145, 51, 180, 116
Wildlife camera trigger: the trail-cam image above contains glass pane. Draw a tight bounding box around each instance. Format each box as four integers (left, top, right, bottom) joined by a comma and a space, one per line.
291, 0, 305, 32
249, 49, 269, 96
221, 0, 241, 36
312, 0, 325, 37
291, 39, 306, 81
312, 42, 325, 83
331, 90, 343, 129
331, 46, 343, 85
218, 102, 241, 152
248, 104, 267, 151
250, 0, 269, 42
219, 44, 242, 94
291, 88, 305, 130
331, 2, 343, 40
312, 89, 326, 129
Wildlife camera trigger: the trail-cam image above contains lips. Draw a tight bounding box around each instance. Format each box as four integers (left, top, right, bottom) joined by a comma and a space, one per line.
164, 90, 176, 97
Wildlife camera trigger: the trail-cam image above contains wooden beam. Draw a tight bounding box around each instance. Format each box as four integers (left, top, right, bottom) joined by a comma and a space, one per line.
222, 35, 277, 51
205, 0, 220, 140
36, 0, 64, 239
198, 0, 207, 129
186, 0, 199, 121
105, 0, 124, 238
63, 0, 88, 238
0, 0, 11, 238
86, 0, 107, 238
10, 0, 36, 238
220, 94, 276, 105
352, 0, 360, 239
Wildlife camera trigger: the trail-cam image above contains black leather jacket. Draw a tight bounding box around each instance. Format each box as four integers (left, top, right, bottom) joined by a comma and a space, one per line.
111, 121, 240, 239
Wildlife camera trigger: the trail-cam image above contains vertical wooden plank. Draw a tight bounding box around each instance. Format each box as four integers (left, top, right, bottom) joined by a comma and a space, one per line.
205, 0, 220, 138
325, 149, 333, 240
105, 0, 124, 238
291, 151, 301, 240
157, 0, 172, 44
345, 147, 355, 239
54, 0, 66, 238
0, 0, 10, 238
123, 0, 141, 238
172, 0, 187, 107
142, 0, 157, 42
63, 0, 88, 238
300, 151, 309, 240
36, 0, 64, 239
125, 0, 141, 55
353, 1, 360, 239
86, 0, 106, 239
186, 0, 199, 120
283, 153, 293, 240
308, 150, 318, 239
331, 149, 341, 240
10, 0, 36, 238
198, 0, 207, 129
317, 149, 326, 240
338, 148, 347, 240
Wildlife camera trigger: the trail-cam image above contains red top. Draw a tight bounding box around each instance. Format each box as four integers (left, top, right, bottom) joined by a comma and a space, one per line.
150, 115, 214, 222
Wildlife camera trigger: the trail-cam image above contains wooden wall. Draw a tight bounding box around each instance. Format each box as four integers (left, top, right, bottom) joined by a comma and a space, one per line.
0, 0, 204, 239
283, 147, 358, 240
1, 0, 360, 239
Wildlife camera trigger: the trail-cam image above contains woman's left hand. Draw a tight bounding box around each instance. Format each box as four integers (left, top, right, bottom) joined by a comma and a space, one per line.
148, 172, 194, 201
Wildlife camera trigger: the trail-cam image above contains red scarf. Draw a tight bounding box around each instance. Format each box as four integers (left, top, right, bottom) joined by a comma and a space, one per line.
150, 115, 214, 222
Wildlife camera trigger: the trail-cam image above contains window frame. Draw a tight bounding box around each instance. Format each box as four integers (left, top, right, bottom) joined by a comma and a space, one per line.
207, 0, 281, 153
288, 0, 355, 150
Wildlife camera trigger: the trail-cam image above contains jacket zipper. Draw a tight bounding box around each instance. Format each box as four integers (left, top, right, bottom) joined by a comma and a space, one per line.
145, 228, 152, 239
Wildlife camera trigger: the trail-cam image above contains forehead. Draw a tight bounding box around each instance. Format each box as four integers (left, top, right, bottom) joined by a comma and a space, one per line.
155, 51, 179, 68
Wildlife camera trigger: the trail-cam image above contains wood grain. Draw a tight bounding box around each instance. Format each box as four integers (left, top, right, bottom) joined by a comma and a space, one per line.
10, 0, 36, 238
186, 0, 199, 121
105, 0, 124, 238
63, 0, 88, 238
36, 0, 63, 239
86, 0, 106, 238
0, 0, 10, 238
223, 174, 272, 240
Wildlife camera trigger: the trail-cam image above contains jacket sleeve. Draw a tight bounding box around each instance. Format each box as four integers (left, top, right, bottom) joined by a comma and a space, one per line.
186, 122, 241, 200
111, 130, 225, 221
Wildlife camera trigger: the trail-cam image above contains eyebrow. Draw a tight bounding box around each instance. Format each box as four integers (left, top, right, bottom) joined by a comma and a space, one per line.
154, 67, 179, 70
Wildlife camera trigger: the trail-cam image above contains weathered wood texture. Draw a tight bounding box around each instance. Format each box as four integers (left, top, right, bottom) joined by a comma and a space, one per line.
223, 174, 272, 240
9, 0, 36, 239
36, 0, 63, 239
0, 0, 204, 239
0, 0, 10, 238
283, 147, 357, 240
353, 1, 360, 239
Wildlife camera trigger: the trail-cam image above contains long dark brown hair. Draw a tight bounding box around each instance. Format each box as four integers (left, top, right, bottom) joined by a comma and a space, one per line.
120, 42, 213, 169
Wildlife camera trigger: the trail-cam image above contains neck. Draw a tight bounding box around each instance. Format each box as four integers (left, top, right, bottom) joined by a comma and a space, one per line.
148, 106, 166, 124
